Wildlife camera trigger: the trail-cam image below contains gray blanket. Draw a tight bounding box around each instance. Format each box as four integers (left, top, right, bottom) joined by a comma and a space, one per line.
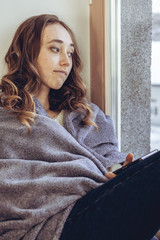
0, 99, 126, 239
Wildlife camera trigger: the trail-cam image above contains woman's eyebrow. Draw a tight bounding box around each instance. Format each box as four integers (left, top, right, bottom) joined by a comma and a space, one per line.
47, 39, 74, 48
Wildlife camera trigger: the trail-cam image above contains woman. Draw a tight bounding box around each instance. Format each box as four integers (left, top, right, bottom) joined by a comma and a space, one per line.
0, 14, 159, 240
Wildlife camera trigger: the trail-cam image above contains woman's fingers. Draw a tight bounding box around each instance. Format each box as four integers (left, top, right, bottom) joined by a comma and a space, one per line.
105, 153, 134, 180
105, 172, 116, 179
123, 153, 134, 166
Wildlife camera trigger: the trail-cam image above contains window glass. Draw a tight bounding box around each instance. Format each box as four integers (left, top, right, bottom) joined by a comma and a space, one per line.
151, 0, 160, 150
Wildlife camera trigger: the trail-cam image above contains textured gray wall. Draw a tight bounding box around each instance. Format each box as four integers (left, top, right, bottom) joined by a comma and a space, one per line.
121, 0, 152, 158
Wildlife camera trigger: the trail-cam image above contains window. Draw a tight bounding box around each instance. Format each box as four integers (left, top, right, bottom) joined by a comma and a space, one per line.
151, 0, 160, 150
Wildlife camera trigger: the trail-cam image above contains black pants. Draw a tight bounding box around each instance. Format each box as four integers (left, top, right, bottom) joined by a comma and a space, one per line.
60, 151, 160, 240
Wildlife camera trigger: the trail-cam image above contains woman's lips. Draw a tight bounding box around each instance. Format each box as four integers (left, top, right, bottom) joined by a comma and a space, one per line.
54, 70, 67, 76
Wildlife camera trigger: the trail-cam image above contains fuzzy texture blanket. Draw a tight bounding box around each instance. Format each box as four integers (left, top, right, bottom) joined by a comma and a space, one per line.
0, 99, 126, 239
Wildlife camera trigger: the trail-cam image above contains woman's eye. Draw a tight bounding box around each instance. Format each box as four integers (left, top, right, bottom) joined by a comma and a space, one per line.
68, 52, 73, 57
51, 47, 59, 53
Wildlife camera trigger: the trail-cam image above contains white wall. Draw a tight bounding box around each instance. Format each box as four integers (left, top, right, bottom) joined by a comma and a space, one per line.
0, 0, 90, 97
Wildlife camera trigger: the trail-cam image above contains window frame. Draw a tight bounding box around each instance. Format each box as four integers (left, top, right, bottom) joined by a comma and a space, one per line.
90, 0, 121, 148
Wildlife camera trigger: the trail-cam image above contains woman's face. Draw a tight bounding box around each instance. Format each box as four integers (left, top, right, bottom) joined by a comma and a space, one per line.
36, 23, 74, 92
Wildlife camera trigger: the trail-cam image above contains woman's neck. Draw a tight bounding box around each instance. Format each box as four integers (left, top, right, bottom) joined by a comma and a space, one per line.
34, 86, 60, 118
35, 85, 50, 111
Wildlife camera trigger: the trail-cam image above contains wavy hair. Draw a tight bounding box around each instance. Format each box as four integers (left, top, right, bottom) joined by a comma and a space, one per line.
0, 14, 97, 132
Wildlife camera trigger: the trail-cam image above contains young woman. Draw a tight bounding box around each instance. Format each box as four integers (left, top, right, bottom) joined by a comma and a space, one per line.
0, 14, 159, 240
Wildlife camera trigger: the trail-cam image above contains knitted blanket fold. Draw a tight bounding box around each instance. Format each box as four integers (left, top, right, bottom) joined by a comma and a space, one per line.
0, 100, 126, 239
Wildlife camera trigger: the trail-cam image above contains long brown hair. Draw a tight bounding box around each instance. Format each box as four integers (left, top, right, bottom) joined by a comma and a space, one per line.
0, 14, 97, 132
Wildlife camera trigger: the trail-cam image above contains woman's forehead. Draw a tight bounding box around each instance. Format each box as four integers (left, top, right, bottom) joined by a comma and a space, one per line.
42, 23, 74, 46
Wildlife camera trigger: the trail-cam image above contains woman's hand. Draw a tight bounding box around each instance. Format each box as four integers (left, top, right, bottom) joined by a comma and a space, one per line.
105, 153, 134, 179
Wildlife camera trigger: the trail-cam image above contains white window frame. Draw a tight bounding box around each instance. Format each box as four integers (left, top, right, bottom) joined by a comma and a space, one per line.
105, 0, 121, 149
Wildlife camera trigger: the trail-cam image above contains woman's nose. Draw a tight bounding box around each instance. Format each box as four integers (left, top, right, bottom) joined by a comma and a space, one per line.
59, 53, 71, 66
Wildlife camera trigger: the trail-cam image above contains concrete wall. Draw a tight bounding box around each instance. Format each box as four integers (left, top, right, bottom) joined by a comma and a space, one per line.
0, 0, 90, 97
121, 0, 152, 158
